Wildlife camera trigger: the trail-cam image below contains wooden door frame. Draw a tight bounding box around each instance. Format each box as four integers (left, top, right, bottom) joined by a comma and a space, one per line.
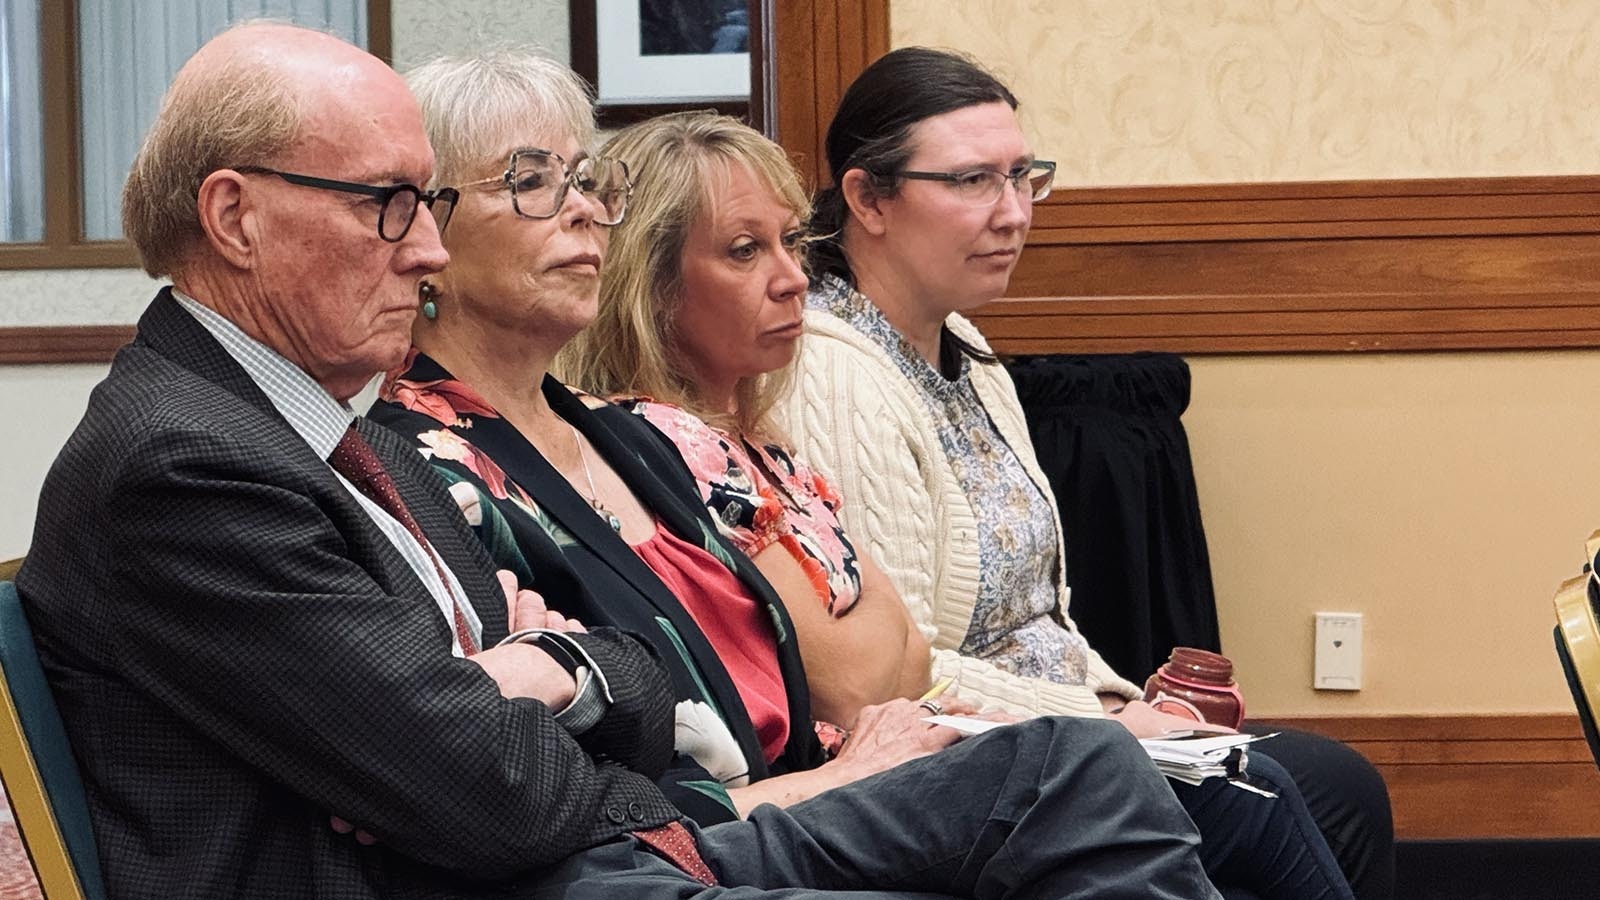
758, 0, 890, 191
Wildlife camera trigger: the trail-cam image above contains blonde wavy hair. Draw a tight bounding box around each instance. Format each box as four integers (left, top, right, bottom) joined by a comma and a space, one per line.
554, 112, 810, 437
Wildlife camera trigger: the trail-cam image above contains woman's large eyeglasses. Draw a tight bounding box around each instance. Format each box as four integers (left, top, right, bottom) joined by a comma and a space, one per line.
454, 149, 633, 226
232, 167, 460, 241
893, 160, 1057, 207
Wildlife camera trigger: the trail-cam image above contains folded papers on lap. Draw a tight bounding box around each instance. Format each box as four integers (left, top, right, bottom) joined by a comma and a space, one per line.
923, 716, 1279, 795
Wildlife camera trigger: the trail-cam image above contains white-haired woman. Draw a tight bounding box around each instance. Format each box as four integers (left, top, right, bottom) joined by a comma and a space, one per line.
367, 50, 964, 828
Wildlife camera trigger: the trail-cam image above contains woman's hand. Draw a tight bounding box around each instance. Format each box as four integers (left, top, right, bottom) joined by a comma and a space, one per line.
965, 706, 1026, 725
921, 694, 1026, 725
724, 698, 967, 815
830, 697, 964, 779
1107, 700, 1235, 740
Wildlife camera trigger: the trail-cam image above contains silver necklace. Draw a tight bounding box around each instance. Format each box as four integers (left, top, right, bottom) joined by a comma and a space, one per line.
569, 424, 623, 533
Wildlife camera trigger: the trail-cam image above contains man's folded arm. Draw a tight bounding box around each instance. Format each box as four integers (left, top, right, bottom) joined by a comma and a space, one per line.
554, 630, 678, 775
101, 429, 679, 877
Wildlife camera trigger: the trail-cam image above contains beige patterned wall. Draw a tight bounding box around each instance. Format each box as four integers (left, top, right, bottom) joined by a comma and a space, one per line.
391, 0, 569, 71
893, 0, 1600, 185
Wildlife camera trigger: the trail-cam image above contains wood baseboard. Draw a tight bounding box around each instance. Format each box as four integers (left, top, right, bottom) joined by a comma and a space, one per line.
1261, 713, 1600, 839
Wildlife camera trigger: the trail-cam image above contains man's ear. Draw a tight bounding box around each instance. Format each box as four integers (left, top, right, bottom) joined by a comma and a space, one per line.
195, 170, 257, 269
839, 168, 889, 238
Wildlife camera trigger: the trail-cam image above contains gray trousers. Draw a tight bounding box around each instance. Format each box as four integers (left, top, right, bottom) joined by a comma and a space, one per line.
536, 717, 1222, 899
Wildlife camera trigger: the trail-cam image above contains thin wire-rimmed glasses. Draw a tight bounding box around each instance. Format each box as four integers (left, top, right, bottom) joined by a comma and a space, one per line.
453, 149, 633, 226
893, 160, 1057, 207
232, 167, 460, 241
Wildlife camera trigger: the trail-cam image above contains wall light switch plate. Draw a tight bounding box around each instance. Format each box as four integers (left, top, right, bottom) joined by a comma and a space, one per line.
1314, 612, 1363, 690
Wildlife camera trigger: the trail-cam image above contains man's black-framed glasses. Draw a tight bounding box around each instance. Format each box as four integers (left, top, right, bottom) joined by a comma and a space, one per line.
454, 149, 633, 226
233, 167, 460, 241
894, 160, 1057, 207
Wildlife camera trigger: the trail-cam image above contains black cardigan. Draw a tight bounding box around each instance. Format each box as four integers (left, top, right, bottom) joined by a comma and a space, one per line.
370, 354, 827, 824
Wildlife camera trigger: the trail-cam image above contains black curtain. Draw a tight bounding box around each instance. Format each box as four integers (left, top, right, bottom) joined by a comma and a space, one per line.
1005, 352, 1222, 683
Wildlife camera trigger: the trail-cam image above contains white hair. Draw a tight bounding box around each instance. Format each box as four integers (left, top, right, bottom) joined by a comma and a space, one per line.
404, 49, 596, 188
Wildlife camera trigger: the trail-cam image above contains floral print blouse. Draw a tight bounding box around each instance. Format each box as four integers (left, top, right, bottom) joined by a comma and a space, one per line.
622, 398, 864, 618
808, 274, 1090, 686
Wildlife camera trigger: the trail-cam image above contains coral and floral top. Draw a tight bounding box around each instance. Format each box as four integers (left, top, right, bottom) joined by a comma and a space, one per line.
369, 350, 831, 824
620, 399, 864, 618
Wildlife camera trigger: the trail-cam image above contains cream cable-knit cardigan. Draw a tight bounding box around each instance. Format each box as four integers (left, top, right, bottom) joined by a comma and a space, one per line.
776, 306, 1143, 719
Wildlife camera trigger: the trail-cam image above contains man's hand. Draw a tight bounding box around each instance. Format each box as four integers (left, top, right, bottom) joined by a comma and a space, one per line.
324, 579, 591, 846
467, 643, 577, 708
498, 570, 586, 634
329, 815, 377, 845
1107, 700, 1235, 740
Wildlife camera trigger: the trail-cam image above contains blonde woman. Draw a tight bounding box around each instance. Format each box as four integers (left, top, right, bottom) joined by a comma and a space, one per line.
557, 112, 933, 727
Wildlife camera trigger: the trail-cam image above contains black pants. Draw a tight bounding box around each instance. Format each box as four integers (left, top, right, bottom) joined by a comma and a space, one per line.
1247, 726, 1396, 900
1173, 747, 1353, 899
534, 717, 1220, 899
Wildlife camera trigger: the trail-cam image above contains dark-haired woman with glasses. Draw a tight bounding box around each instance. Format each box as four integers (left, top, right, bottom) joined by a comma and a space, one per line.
779, 46, 1392, 900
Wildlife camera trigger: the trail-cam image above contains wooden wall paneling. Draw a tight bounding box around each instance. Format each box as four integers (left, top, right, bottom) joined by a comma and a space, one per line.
766, 0, 890, 190
1264, 714, 1600, 839
769, 1, 818, 183
972, 175, 1600, 355
0, 326, 134, 365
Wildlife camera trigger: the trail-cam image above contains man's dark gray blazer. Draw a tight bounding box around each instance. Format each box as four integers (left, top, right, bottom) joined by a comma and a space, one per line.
17, 289, 681, 899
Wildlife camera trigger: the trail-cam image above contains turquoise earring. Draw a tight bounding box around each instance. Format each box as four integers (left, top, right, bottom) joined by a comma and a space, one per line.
419, 281, 438, 320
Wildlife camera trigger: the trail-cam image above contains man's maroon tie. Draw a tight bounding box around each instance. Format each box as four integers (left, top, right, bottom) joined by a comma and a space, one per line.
633, 821, 718, 886
328, 423, 478, 654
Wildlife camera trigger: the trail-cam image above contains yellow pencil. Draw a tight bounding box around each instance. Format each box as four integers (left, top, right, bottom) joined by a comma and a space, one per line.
919, 676, 955, 702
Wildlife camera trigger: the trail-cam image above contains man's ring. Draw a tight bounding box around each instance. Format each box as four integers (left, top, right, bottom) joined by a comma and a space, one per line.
918, 699, 943, 716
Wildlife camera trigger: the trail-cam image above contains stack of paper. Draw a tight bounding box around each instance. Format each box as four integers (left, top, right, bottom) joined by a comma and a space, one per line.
1140, 732, 1279, 796
921, 716, 1280, 797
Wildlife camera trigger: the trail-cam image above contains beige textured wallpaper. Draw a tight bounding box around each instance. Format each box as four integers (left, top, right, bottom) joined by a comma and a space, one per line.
1187, 352, 1600, 715
893, 0, 1600, 185
390, 0, 570, 71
